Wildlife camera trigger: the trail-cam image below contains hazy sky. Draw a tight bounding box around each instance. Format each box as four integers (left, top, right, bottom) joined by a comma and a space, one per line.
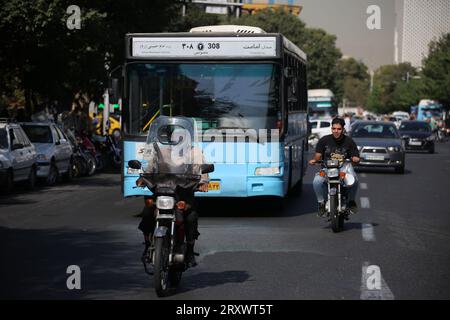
299, 0, 396, 70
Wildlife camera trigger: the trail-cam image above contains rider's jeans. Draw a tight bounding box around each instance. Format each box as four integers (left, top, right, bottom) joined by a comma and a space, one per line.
313, 163, 359, 204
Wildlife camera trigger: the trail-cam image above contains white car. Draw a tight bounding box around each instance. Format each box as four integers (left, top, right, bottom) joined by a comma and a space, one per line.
0, 120, 38, 192
20, 122, 73, 185
309, 119, 332, 145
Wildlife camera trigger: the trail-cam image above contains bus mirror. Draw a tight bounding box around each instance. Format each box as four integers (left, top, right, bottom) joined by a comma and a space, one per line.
109, 78, 121, 104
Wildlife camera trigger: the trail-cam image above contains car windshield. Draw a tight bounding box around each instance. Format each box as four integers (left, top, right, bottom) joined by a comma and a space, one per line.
351, 124, 399, 139
399, 122, 431, 132
21, 125, 53, 143
0, 128, 8, 149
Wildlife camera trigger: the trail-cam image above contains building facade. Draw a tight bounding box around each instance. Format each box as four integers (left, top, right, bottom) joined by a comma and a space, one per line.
395, 0, 450, 67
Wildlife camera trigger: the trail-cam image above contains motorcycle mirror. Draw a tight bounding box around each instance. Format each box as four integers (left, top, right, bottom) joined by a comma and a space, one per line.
128, 160, 142, 170
201, 164, 214, 174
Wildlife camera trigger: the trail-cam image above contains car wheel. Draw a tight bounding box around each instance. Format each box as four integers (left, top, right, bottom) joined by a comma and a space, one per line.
1, 169, 14, 193
62, 159, 73, 182
27, 166, 37, 190
46, 163, 59, 186
395, 165, 405, 174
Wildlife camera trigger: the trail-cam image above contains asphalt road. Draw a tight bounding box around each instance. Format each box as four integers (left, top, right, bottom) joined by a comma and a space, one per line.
1, 142, 449, 300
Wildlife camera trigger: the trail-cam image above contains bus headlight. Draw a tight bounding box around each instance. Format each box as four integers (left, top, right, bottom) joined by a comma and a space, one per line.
255, 167, 280, 175
156, 196, 175, 210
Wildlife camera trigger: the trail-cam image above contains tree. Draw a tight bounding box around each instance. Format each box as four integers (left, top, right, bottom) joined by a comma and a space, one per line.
366, 62, 419, 113
421, 33, 450, 109
336, 57, 370, 106
169, 5, 220, 32
0, 0, 181, 115
228, 8, 342, 92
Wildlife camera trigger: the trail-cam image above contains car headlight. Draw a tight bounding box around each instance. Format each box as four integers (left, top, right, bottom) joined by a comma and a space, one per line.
327, 168, 339, 178
37, 154, 48, 161
156, 196, 175, 210
388, 146, 400, 152
255, 167, 280, 175
426, 135, 435, 141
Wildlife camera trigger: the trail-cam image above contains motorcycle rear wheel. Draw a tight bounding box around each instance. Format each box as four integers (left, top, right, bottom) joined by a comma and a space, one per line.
154, 236, 171, 297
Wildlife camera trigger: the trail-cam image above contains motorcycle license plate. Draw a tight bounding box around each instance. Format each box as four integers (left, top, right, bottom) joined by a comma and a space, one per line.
365, 154, 385, 161
208, 181, 220, 191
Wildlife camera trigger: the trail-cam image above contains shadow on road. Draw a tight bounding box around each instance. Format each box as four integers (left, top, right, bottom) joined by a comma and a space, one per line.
0, 226, 144, 299
175, 270, 251, 295
197, 183, 316, 218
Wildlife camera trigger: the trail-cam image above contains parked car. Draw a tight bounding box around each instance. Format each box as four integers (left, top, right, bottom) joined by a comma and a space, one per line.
350, 121, 405, 173
0, 119, 38, 192
20, 122, 73, 185
398, 120, 435, 153
308, 119, 332, 145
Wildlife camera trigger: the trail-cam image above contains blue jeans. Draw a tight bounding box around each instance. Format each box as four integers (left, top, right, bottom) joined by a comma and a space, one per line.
312, 163, 359, 204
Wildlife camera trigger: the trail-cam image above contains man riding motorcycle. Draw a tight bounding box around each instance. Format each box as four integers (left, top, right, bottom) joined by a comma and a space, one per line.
138, 118, 209, 267
309, 117, 360, 217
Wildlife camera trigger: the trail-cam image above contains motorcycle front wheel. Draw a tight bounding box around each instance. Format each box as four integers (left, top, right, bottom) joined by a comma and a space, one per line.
154, 236, 171, 297
330, 194, 343, 233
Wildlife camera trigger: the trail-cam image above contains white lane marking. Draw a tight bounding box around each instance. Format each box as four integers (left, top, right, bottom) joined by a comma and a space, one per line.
360, 197, 370, 209
360, 173, 367, 178
361, 262, 395, 300
360, 183, 368, 190
362, 223, 376, 241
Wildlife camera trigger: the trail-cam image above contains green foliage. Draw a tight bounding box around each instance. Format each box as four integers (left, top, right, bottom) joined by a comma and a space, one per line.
0, 0, 181, 114
335, 58, 370, 106
366, 62, 421, 114
170, 5, 220, 32
421, 33, 450, 109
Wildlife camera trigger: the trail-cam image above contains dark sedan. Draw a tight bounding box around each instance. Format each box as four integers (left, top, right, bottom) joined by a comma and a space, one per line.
350, 121, 405, 173
398, 120, 435, 153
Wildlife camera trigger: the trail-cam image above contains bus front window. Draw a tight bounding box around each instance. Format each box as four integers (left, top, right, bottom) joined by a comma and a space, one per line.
127, 63, 280, 135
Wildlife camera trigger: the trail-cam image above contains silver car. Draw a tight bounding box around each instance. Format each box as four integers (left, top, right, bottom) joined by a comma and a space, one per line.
0, 120, 38, 192
20, 122, 73, 185
350, 121, 406, 174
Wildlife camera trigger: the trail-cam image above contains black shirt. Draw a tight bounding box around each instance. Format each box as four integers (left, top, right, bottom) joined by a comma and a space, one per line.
315, 134, 359, 161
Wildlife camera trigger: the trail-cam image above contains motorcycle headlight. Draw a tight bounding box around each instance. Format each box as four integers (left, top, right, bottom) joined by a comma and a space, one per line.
156, 196, 175, 210
388, 146, 400, 152
255, 167, 280, 175
37, 154, 48, 161
327, 168, 339, 178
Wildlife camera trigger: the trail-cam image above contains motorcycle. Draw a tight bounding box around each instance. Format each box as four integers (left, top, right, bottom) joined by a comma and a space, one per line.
315, 159, 355, 233
128, 116, 213, 297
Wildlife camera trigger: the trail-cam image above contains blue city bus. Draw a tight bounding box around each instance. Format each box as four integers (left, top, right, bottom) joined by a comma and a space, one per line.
417, 100, 443, 121
117, 25, 308, 198
307, 89, 338, 120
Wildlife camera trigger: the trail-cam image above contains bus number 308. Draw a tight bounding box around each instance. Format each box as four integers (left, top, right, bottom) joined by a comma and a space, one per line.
208, 43, 220, 49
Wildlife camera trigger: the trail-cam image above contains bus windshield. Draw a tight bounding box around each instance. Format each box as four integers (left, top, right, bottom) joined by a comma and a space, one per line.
127, 63, 280, 135
308, 100, 337, 119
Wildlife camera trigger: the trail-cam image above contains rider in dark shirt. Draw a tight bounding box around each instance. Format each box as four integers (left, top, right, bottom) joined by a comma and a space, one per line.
309, 117, 360, 216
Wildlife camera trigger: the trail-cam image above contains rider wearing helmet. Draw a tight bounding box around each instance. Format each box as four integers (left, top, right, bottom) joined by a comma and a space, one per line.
138, 122, 209, 267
